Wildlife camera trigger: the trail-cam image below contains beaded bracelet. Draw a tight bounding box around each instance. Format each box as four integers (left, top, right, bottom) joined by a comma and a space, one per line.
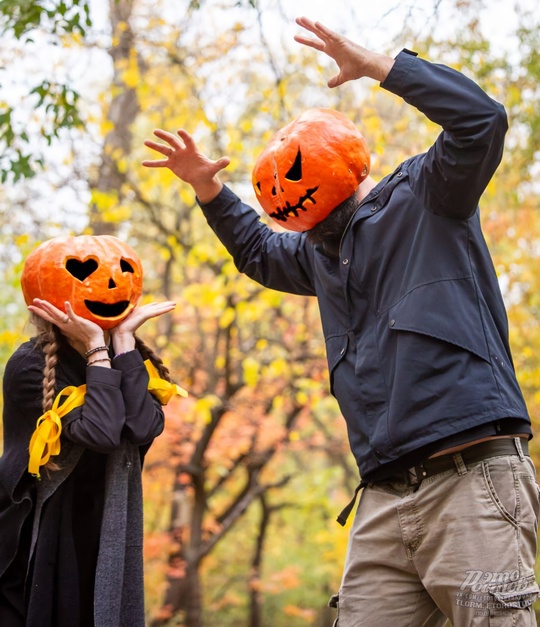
85, 345, 109, 357
87, 357, 112, 366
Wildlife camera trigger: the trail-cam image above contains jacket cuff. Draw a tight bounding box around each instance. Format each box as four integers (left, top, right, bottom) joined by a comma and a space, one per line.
381, 49, 418, 94
86, 363, 122, 386
112, 349, 145, 372
197, 184, 237, 209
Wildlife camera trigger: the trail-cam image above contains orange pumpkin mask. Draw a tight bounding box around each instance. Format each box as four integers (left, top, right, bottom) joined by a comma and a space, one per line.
21, 235, 143, 330
252, 108, 370, 232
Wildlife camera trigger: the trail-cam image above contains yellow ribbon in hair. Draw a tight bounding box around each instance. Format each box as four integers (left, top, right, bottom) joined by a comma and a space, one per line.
144, 359, 188, 404
28, 361, 187, 477
28, 385, 87, 478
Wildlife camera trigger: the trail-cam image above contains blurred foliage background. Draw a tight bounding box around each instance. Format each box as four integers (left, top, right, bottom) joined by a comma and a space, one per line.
1, 0, 539, 625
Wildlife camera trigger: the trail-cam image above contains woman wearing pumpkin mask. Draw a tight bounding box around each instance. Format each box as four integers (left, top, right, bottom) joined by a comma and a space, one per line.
0, 235, 185, 627
143, 15, 538, 627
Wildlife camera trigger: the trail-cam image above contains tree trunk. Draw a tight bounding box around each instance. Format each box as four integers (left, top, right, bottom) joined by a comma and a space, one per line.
89, 0, 140, 235
184, 558, 203, 627
150, 466, 207, 627
248, 496, 271, 627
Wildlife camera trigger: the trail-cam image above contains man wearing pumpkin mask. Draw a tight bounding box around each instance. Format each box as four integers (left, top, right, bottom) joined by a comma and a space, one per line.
0, 235, 186, 626
143, 16, 538, 627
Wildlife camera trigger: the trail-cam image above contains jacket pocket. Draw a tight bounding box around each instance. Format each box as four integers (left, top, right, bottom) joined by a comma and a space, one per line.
325, 333, 349, 396
386, 277, 490, 362
376, 279, 500, 448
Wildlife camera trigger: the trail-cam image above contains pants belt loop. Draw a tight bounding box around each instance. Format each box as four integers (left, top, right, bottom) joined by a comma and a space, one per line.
452, 452, 467, 476
514, 437, 525, 462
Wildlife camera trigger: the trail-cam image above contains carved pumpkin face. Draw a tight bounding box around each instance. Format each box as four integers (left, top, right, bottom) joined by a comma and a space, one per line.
21, 235, 143, 330
252, 108, 370, 232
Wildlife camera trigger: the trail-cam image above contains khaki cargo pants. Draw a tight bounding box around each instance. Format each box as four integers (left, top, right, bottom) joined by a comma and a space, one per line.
333, 439, 540, 626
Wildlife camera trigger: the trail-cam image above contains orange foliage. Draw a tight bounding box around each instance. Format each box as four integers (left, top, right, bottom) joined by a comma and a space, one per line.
283, 605, 317, 622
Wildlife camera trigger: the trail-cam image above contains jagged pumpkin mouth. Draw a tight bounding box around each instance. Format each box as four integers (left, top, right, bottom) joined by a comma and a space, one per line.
84, 300, 131, 318
268, 186, 319, 223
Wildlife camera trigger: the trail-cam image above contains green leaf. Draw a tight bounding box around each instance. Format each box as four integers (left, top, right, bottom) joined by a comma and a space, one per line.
0, 0, 92, 37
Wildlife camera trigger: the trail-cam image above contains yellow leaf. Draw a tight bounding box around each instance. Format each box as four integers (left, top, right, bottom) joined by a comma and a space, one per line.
190, 396, 221, 424
91, 189, 118, 212
219, 307, 235, 329
15, 233, 29, 246
242, 357, 259, 387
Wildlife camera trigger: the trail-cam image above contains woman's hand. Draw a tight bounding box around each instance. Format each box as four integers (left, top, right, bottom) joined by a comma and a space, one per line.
110, 301, 176, 354
142, 129, 230, 203
29, 299, 107, 352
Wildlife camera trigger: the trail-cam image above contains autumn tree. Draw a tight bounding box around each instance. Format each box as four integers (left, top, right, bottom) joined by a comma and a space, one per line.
115, 6, 358, 624
87, 0, 142, 234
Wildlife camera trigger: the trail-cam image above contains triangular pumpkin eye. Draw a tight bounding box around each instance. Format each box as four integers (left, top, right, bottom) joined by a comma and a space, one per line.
65, 258, 98, 281
285, 148, 302, 182
120, 259, 135, 273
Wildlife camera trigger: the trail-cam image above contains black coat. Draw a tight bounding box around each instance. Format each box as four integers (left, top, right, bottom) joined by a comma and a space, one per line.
0, 338, 165, 626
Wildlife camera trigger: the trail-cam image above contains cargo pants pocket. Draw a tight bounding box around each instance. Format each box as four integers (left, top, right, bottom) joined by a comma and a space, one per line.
487, 576, 539, 626
328, 592, 339, 626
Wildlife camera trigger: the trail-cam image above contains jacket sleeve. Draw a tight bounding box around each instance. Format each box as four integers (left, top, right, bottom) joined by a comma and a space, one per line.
113, 350, 165, 444
63, 353, 164, 451
381, 49, 508, 219
199, 186, 317, 296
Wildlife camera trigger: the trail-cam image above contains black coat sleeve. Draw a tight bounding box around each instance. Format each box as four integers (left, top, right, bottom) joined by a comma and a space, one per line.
113, 350, 165, 444
62, 352, 164, 451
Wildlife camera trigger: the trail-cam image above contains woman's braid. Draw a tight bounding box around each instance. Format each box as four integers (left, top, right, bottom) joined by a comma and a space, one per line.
135, 334, 172, 382
40, 326, 60, 412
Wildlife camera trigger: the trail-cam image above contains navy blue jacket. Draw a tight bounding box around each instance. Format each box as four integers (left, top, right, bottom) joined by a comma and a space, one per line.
199, 50, 530, 481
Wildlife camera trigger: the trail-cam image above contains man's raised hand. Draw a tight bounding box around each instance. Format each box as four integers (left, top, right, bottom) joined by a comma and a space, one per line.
294, 17, 394, 86
142, 129, 230, 203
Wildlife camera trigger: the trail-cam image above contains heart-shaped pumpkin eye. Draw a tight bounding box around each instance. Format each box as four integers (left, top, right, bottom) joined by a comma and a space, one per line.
65, 258, 99, 281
